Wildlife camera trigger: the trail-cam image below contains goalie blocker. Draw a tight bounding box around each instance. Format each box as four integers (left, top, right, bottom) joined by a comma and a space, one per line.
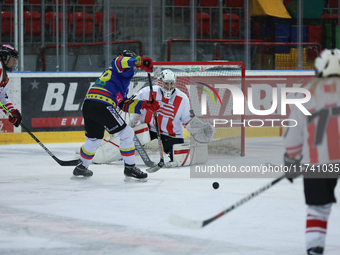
93, 123, 209, 167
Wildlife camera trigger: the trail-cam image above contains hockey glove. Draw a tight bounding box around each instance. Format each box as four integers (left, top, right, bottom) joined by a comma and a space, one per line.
138, 57, 153, 72
9, 109, 22, 127
141, 100, 160, 112
284, 152, 302, 183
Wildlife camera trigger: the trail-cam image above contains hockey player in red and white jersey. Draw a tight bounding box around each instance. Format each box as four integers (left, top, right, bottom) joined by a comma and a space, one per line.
134, 69, 192, 162
0, 44, 21, 127
284, 49, 340, 255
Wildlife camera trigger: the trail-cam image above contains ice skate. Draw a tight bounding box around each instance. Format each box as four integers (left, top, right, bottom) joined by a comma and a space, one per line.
307, 247, 324, 255
124, 164, 148, 182
71, 162, 93, 180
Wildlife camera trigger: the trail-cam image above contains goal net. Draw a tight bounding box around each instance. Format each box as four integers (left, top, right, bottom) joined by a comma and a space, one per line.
126, 61, 245, 156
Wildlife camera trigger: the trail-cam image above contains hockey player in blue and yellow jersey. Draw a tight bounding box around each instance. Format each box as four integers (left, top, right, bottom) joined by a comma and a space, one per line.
73, 50, 160, 182
87, 52, 144, 112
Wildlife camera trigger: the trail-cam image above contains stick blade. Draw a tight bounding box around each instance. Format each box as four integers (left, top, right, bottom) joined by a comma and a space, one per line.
168, 214, 203, 229
57, 159, 80, 166
145, 161, 157, 168
146, 164, 162, 173
146, 161, 164, 173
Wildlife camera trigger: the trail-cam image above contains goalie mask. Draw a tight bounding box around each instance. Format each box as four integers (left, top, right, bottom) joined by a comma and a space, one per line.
159, 69, 176, 99
0, 44, 19, 72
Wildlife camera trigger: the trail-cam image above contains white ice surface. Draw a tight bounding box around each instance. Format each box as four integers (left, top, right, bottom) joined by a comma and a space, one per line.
0, 137, 339, 255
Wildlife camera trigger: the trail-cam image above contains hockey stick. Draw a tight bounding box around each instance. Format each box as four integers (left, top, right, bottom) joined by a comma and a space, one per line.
145, 72, 164, 173
134, 135, 179, 168
134, 134, 156, 168
168, 173, 286, 229
117, 109, 157, 168
0, 101, 79, 166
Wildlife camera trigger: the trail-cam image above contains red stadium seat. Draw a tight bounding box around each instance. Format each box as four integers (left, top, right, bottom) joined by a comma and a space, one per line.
45, 12, 68, 37
77, 0, 95, 12
226, 0, 243, 8
28, 0, 41, 4
174, 0, 190, 6
1, 11, 14, 36
78, 0, 95, 6
322, 14, 339, 24
53, 0, 71, 5
200, 0, 217, 7
95, 12, 119, 36
24, 11, 41, 36
329, 0, 338, 8
223, 13, 239, 37
69, 12, 94, 38
196, 12, 214, 36
27, 0, 42, 12
3, 0, 14, 11
3, 0, 14, 5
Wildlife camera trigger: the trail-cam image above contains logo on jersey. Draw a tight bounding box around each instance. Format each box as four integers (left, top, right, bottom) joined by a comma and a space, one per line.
106, 106, 125, 126
116, 91, 123, 105
158, 103, 175, 119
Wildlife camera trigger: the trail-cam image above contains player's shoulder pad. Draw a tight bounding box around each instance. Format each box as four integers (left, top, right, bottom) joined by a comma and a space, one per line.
175, 89, 189, 100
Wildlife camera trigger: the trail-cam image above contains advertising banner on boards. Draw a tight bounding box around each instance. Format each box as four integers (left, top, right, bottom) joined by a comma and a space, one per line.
21, 77, 96, 132
15, 73, 314, 132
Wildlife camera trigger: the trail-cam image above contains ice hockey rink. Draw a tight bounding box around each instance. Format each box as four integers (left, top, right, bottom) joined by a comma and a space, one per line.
0, 137, 339, 255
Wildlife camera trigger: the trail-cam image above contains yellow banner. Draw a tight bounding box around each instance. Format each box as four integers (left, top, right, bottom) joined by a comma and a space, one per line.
251, 0, 292, 18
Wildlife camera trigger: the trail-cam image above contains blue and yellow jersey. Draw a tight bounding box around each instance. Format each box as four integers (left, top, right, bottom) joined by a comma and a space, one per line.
85, 56, 144, 114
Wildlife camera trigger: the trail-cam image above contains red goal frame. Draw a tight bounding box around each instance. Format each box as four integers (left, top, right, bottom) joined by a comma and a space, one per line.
153, 61, 245, 156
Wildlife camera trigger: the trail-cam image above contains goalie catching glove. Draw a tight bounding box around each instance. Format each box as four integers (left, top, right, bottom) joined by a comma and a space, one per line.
188, 117, 216, 144
136, 56, 153, 72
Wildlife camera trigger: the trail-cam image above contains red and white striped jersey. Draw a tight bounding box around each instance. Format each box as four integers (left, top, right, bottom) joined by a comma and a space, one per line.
284, 78, 340, 165
134, 86, 191, 138
0, 61, 14, 114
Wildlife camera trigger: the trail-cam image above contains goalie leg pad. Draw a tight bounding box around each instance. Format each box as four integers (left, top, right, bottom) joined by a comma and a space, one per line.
172, 142, 208, 167
133, 123, 151, 145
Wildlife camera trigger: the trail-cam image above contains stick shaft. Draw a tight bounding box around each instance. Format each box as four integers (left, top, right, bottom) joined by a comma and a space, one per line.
169, 174, 286, 229
147, 73, 164, 165
134, 134, 155, 167
202, 175, 285, 227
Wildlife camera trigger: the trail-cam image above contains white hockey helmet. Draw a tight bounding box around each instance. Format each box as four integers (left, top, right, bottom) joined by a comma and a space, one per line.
315, 49, 340, 78
159, 69, 176, 99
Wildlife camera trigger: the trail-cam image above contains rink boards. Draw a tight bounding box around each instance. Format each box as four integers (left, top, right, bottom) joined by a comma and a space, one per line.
0, 70, 314, 144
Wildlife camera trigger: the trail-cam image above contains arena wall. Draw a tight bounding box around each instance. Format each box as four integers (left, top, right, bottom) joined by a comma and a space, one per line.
0, 70, 314, 144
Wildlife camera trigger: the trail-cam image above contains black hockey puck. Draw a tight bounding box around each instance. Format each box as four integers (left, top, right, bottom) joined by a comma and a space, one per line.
212, 182, 219, 189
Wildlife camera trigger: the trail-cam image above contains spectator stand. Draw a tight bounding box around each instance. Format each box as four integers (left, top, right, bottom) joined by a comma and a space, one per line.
215, 41, 322, 70
38, 40, 143, 71
1, 11, 15, 42
167, 38, 263, 61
